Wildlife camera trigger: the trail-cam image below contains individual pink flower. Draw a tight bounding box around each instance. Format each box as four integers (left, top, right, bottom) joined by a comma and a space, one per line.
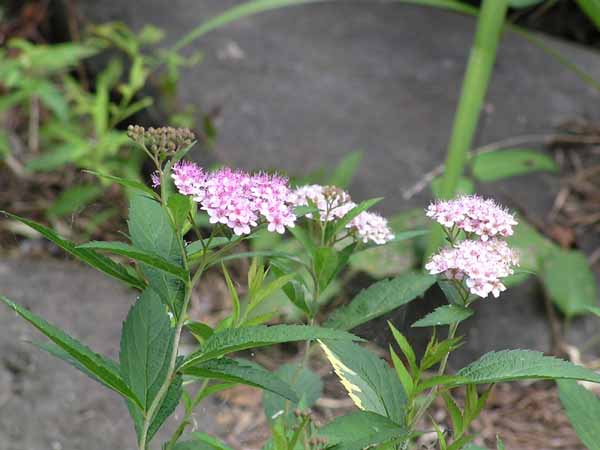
425, 239, 519, 299
426, 195, 518, 240
151, 171, 161, 188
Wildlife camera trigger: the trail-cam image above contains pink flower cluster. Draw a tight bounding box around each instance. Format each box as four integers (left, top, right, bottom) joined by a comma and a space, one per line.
171, 161, 296, 235
426, 239, 518, 298
426, 195, 517, 241
290, 184, 394, 245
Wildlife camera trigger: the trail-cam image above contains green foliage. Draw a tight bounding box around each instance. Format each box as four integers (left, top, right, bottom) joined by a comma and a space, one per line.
576, 0, 600, 30
47, 184, 105, 218
411, 304, 474, 328
128, 194, 186, 315
79, 241, 188, 280
540, 249, 597, 317
120, 288, 174, 411
329, 151, 363, 189
183, 358, 298, 402
558, 379, 600, 450
172, 433, 234, 450
262, 363, 323, 422
317, 411, 408, 450
181, 325, 360, 369
470, 149, 558, 182
319, 340, 406, 424
325, 272, 436, 330
2, 212, 144, 289
0, 295, 141, 408
455, 350, 600, 385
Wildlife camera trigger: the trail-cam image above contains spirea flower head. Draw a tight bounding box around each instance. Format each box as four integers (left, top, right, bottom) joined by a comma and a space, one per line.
427, 195, 518, 240
290, 184, 394, 245
425, 239, 519, 298
171, 161, 296, 235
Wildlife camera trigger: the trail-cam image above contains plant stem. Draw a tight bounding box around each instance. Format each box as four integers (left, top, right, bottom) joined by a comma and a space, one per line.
426, 0, 508, 258
138, 265, 205, 450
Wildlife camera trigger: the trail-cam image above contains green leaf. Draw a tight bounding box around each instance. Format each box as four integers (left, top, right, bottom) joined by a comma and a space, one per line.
325, 272, 436, 330
120, 288, 174, 411
314, 246, 339, 292
508, 0, 544, 8
541, 249, 597, 317
85, 171, 158, 198
471, 149, 558, 182
180, 325, 360, 370
454, 350, 600, 385
173, 432, 234, 450
168, 193, 193, 232
586, 306, 600, 318
0, 295, 141, 408
317, 411, 408, 450
78, 241, 188, 281
558, 379, 600, 450
506, 216, 555, 273
328, 198, 382, 240
2, 212, 144, 290
128, 193, 185, 315
319, 340, 406, 423
185, 321, 214, 343
263, 363, 323, 421
148, 373, 182, 442
183, 358, 298, 402
431, 176, 474, 197
389, 322, 417, 375
221, 263, 241, 326
577, 0, 600, 30
25, 142, 89, 172
411, 305, 474, 328
329, 151, 363, 189
389, 347, 414, 396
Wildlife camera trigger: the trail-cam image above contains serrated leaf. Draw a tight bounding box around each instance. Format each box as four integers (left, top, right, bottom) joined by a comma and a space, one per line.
263, 363, 323, 422
0, 295, 141, 408
120, 288, 174, 411
325, 272, 436, 330
541, 249, 597, 317
148, 373, 182, 442
78, 241, 188, 281
2, 212, 144, 290
319, 340, 406, 423
317, 411, 408, 450
471, 149, 557, 182
412, 305, 474, 328
183, 358, 298, 402
128, 193, 185, 315
558, 379, 600, 450
454, 350, 600, 385
181, 325, 360, 370
389, 322, 417, 375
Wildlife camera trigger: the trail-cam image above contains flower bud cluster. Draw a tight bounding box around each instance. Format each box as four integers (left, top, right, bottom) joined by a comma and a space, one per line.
127, 125, 195, 156
426, 195, 519, 299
